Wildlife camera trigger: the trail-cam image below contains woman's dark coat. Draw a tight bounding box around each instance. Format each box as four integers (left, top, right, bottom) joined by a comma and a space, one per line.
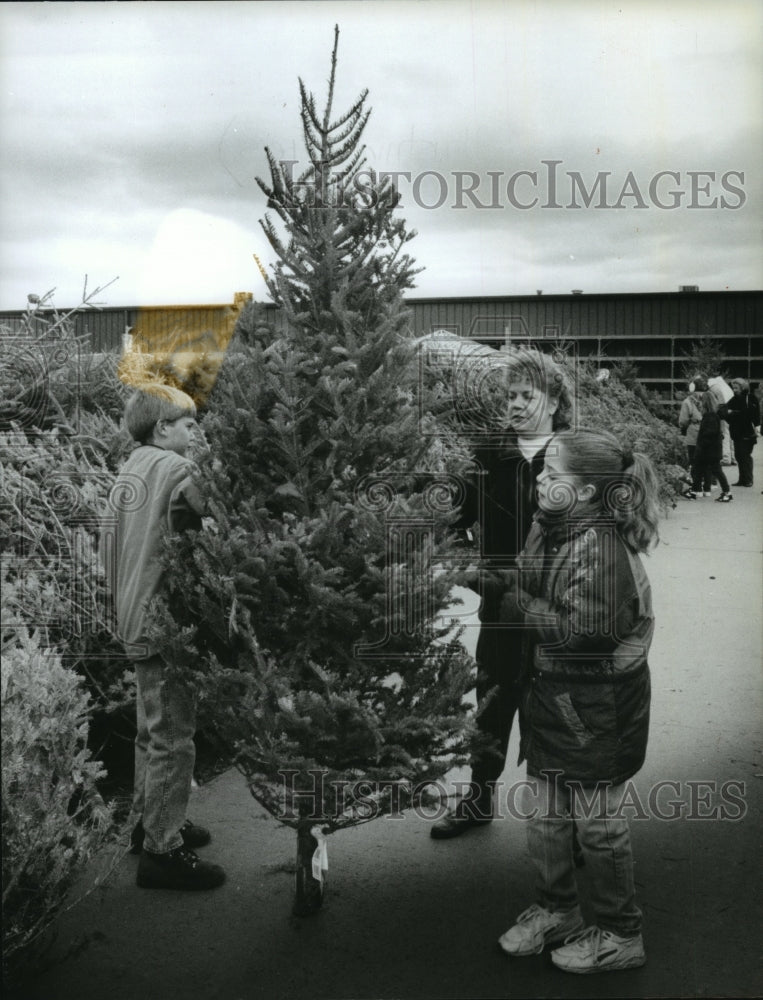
721, 391, 760, 442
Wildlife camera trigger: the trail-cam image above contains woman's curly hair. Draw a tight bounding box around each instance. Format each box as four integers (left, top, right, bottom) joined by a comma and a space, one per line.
502, 346, 575, 430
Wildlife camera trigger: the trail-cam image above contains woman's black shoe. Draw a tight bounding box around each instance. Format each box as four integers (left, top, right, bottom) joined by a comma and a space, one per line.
430, 811, 493, 839
136, 846, 225, 890
130, 818, 211, 855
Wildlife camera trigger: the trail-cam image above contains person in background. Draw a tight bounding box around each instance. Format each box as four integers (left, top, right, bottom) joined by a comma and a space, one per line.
682, 391, 733, 503
721, 378, 760, 487
707, 371, 735, 466
678, 376, 707, 489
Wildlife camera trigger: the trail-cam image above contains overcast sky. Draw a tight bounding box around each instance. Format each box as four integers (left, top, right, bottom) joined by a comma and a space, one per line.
1, 0, 761, 309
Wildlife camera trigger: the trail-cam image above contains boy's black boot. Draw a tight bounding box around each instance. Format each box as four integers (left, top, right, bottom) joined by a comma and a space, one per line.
130, 818, 211, 855
136, 846, 226, 890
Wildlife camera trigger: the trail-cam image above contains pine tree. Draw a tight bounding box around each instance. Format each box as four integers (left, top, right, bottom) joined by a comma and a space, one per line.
681, 336, 729, 381
256, 24, 421, 345
149, 26, 475, 916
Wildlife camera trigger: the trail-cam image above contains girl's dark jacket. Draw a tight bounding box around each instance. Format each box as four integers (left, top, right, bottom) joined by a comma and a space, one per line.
694, 411, 723, 464
506, 512, 654, 786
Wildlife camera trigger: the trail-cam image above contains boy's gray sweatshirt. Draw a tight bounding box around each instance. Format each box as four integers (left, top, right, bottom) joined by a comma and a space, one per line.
102, 445, 203, 658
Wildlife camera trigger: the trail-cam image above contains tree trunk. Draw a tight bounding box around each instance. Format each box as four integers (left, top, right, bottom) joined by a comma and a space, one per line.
292, 821, 325, 917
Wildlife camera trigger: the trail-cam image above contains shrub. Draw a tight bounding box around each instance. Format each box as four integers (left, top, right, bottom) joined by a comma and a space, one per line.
572, 361, 687, 504
1, 627, 114, 985
0, 426, 133, 714
55, 350, 130, 425
1, 302, 131, 982
1, 294, 136, 713
1, 281, 125, 433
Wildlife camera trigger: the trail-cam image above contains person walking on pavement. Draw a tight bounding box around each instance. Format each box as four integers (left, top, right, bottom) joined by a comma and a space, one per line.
682, 391, 733, 503
721, 378, 760, 487
497, 428, 659, 973
431, 347, 575, 839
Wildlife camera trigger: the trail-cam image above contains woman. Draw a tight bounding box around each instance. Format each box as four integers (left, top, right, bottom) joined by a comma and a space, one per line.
683, 391, 733, 503
431, 346, 576, 838
678, 376, 707, 488
721, 378, 760, 487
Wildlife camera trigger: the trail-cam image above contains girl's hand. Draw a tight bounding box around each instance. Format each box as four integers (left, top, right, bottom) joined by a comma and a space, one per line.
454, 567, 481, 591
454, 567, 507, 595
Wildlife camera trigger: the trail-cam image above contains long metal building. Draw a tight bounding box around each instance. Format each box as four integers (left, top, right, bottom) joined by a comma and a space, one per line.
399, 290, 763, 393
2, 289, 760, 398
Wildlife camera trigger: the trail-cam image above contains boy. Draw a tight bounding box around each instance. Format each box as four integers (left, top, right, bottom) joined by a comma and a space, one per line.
102, 383, 225, 890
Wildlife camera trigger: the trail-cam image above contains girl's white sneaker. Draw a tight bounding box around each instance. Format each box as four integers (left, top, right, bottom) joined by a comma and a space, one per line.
551, 925, 646, 973
498, 903, 584, 957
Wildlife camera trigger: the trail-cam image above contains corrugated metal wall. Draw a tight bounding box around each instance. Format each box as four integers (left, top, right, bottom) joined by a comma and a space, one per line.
400, 292, 763, 340
2, 291, 761, 392
0, 295, 252, 354
396, 292, 763, 388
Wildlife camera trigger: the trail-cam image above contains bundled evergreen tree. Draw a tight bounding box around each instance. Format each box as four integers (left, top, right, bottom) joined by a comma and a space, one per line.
681, 336, 729, 382
149, 26, 476, 915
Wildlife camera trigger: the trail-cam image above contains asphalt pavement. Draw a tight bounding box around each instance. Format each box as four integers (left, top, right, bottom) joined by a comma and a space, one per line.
13, 482, 763, 1000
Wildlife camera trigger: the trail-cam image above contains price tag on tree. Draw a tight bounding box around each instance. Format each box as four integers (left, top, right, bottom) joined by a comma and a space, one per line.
311, 826, 328, 883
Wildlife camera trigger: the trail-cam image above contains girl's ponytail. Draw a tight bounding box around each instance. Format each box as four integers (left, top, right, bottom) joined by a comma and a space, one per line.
612, 452, 660, 554
555, 428, 661, 554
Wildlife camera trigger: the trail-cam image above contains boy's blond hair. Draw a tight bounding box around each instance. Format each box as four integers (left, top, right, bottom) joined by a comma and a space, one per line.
124, 383, 197, 443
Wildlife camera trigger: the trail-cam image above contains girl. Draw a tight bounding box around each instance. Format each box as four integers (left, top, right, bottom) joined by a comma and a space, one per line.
683, 391, 733, 502
678, 376, 709, 492
497, 428, 659, 974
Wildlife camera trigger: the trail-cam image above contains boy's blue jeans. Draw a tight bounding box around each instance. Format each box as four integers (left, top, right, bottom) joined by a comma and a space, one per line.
523, 774, 642, 938
132, 654, 196, 854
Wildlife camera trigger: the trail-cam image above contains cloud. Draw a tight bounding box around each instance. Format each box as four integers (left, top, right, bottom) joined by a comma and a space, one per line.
135, 208, 262, 304
0, 0, 760, 307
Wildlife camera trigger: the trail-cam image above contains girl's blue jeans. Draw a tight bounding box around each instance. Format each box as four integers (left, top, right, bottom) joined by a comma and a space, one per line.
523, 774, 642, 938
132, 654, 196, 854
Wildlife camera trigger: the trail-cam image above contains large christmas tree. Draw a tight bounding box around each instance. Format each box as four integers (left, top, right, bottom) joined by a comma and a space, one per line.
150, 26, 476, 914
